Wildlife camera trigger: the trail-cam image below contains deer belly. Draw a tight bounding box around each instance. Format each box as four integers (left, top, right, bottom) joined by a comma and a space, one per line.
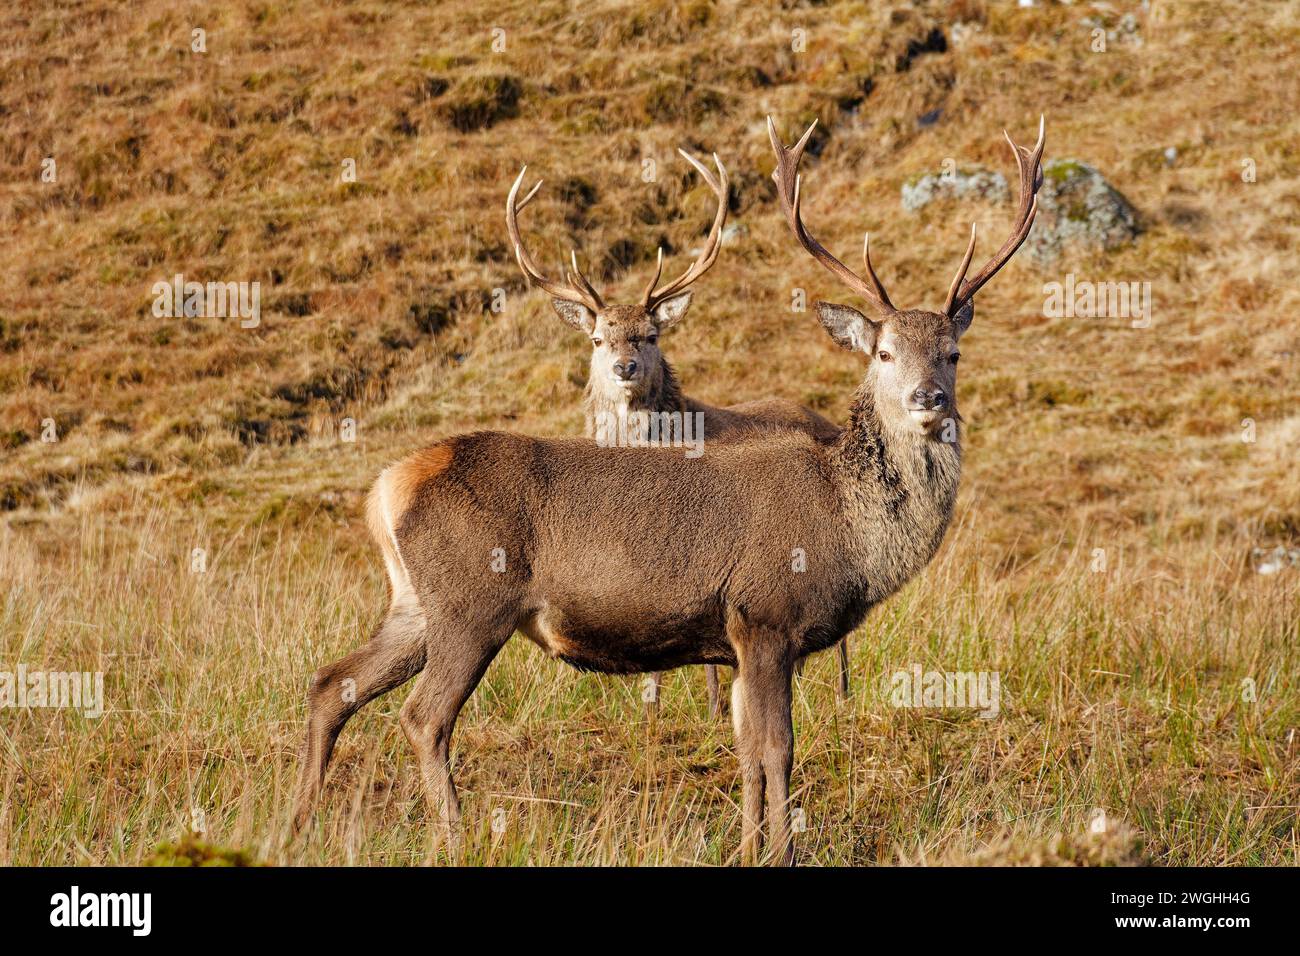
519, 603, 731, 673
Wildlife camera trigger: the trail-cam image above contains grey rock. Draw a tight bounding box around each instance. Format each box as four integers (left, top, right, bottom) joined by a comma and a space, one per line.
1022, 159, 1140, 265
901, 167, 1009, 213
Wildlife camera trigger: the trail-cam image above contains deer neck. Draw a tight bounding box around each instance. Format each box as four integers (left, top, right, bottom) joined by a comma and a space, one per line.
831, 380, 962, 601
583, 357, 686, 439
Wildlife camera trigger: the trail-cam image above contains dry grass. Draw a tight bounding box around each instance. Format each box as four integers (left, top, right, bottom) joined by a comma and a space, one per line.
2, 503, 1295, 865
1, 0, 1298, 865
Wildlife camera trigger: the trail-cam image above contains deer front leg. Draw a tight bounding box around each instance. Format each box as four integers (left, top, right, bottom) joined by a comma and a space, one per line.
760, 671, 795, 866
837, 639, 851, 700
733, 644, 796, 866
731, 675, 764, 865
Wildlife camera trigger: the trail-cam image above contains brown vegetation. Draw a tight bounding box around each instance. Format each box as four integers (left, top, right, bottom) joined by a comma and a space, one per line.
0, 0, 1296, 865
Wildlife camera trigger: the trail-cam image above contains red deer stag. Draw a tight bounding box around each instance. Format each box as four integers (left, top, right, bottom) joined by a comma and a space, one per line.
291, 116, 1044, 864
506, 149, 843, 714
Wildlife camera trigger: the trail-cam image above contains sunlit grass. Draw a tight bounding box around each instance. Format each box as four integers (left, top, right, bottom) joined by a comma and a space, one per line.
2, 507, 1294, 866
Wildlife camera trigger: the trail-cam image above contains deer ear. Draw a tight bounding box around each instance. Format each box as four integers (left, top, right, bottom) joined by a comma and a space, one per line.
551, 299, 595, 334
815, 301, 879, 354
952, 300, 974, 339
653, 291, 692, 329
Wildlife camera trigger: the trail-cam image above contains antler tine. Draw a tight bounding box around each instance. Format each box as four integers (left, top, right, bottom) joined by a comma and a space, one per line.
767, 115, 896, 317
567, 251, 605, 309
638, 247, 664, 306
515, 176, 544, 214
642, 150, 730, 310
946, 117, 1046, 316
767, 115, 817, 229
505, 165, 604, 312
942, 223, 978, 316
676, 147, 721, 192
860, 232, 894, 310
1008, 114, 1047, 204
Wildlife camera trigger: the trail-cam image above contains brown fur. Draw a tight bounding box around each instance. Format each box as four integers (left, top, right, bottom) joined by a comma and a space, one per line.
365, 445, 455, 599
383, 445, 454, 523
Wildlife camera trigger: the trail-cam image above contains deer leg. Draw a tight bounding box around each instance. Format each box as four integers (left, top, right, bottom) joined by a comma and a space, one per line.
705, 665, 721, 718
400, 626, 507, 856
837, 639, 851, 700
733, 639, 796, 866
291, 599, 427, 836
759, 666, 795, 866
731, 674, 764, 865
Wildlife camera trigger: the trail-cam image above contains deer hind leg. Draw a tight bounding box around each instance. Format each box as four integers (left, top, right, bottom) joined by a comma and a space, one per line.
291, 594, 427, 836
705, 665, 721, 718
400, 619, 510, 858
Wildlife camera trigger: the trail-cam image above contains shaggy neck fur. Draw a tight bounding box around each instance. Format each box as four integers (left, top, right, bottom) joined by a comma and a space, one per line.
832, 375, 963, 603
582, 356, 687, 439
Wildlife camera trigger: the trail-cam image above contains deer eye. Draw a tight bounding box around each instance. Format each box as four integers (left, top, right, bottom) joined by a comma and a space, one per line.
877, 350, 893, 362
591, 337, 603, 347
647, 333, 658, 345
949, 353, 960, 364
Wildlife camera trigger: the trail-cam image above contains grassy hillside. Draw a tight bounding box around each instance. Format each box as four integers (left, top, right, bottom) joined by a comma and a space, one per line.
1, 0, 1297, 865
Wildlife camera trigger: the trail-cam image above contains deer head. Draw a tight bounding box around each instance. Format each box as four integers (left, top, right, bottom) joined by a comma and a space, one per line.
506, 150, 728, 399
769, 116, 1044, 436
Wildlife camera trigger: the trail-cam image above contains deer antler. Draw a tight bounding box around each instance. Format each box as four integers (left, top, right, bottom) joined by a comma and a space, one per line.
942, 116, 1046, 317
506, 166, 605, 313
767, 116, 896, 318
640, 149, 729, 312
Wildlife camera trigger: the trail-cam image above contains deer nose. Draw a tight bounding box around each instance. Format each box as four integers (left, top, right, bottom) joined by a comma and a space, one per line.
613, 360, 638, 380
911, 386, 948, 410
